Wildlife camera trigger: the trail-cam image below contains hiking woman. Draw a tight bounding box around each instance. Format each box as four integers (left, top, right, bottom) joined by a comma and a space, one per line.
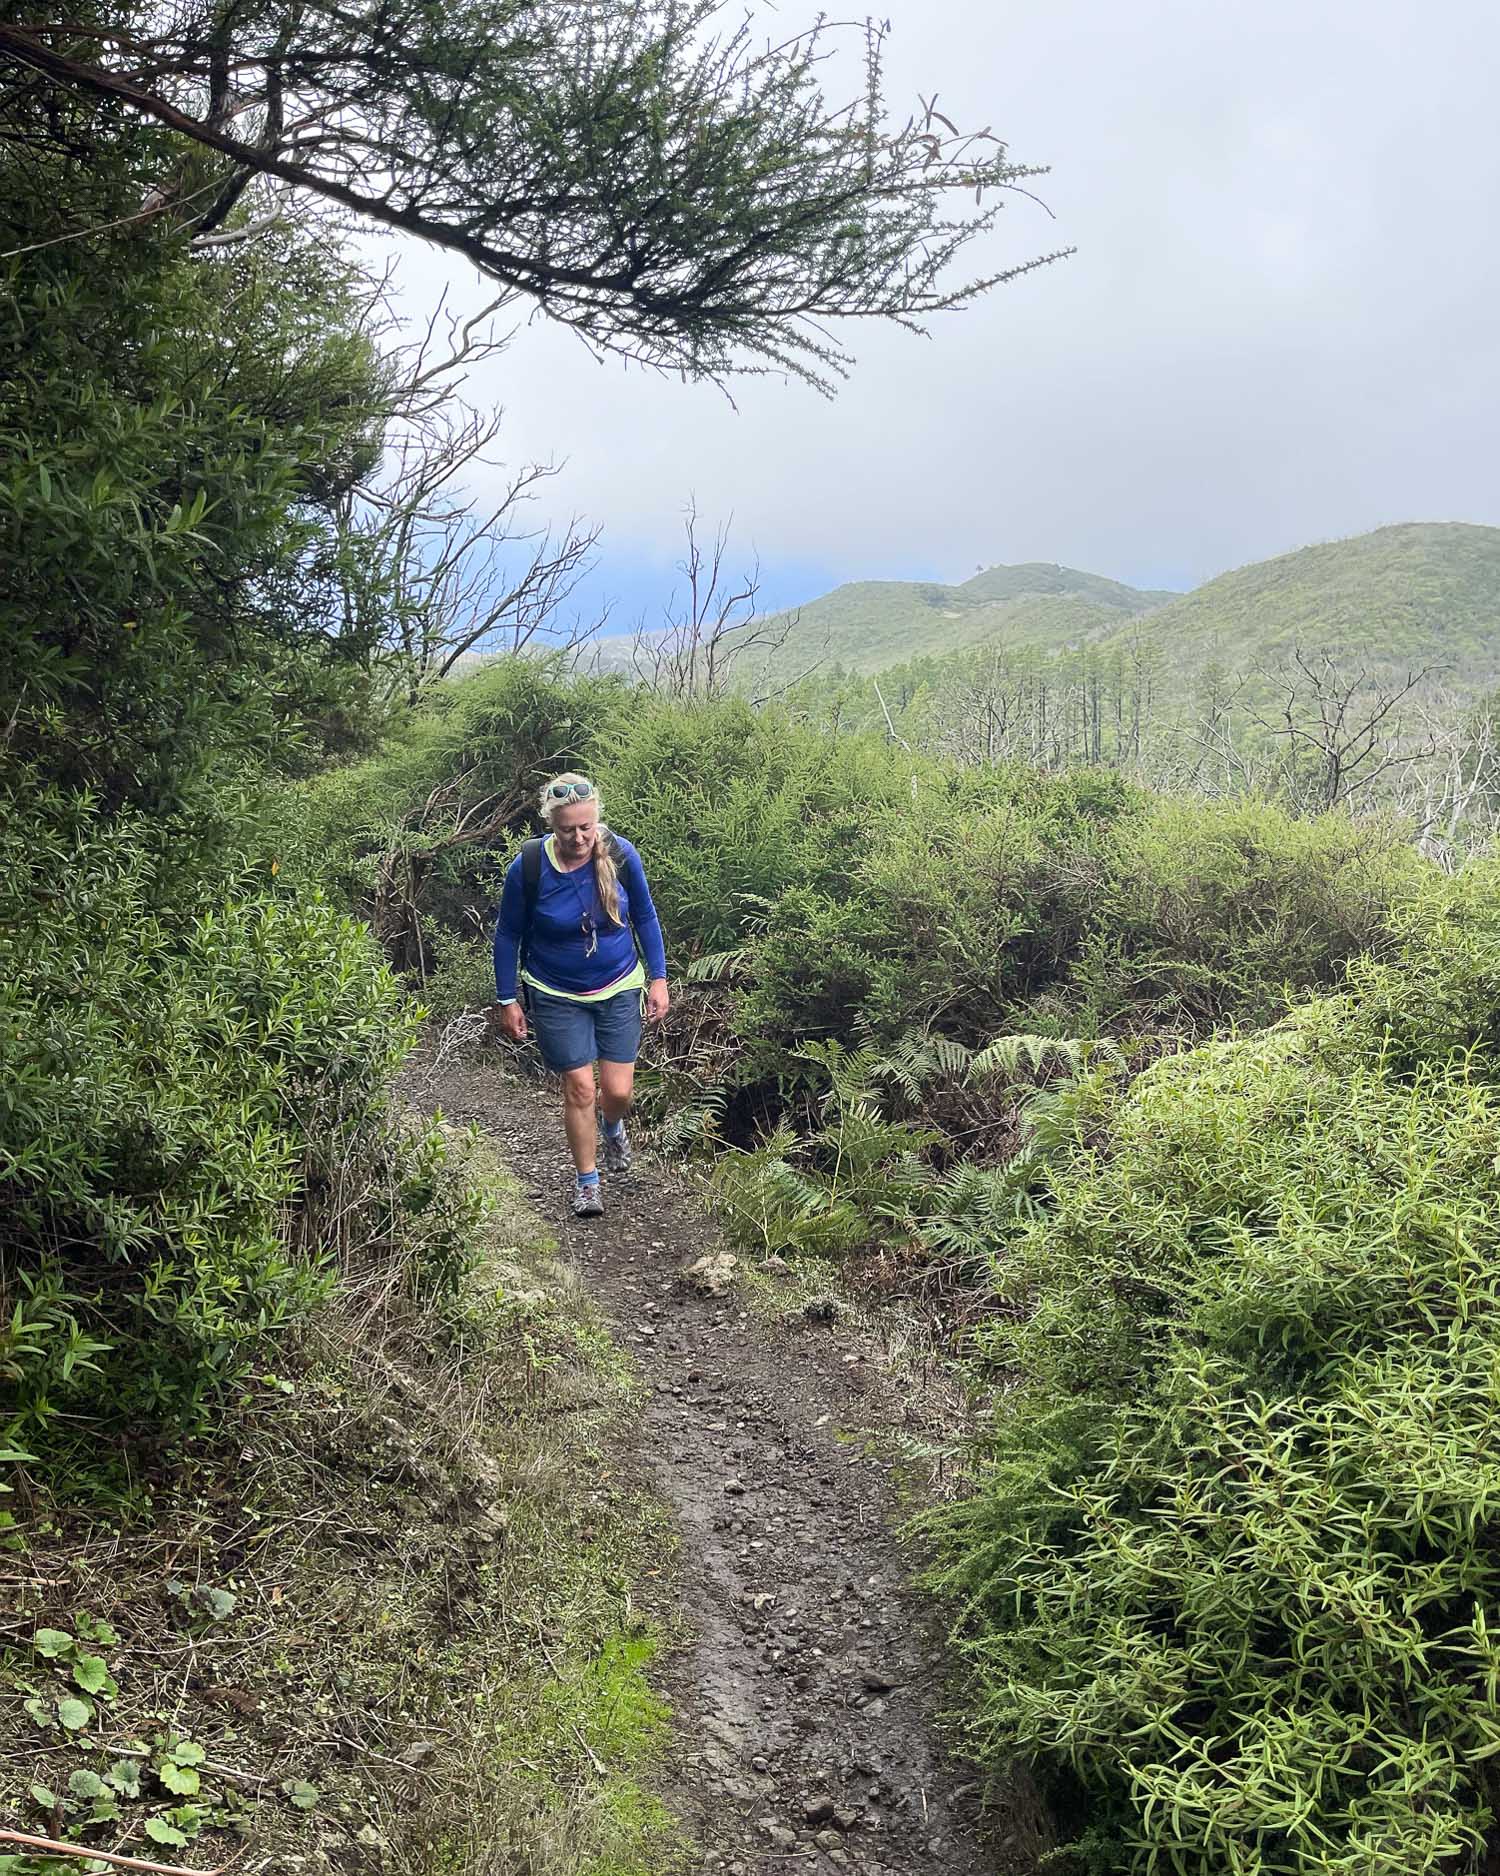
493, 773, 669, 1215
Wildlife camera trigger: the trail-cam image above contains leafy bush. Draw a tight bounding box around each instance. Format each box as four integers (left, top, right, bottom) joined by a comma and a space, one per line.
0, 133, 393, 821
927, 860, 1500, 1875
732, 789, 1415, 1071
0, 786, 472, 1484
291, 657, 629, 965
418, 932, 504, 1023
593, 693, 925, 950
1068, 797, 1424, 1031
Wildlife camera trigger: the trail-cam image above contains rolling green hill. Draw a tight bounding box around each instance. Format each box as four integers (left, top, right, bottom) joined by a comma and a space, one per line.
591, 522, 1500, 708
753, 562, 1177, 677
754, 523, 1500, 702
1113, 522, 1500, 682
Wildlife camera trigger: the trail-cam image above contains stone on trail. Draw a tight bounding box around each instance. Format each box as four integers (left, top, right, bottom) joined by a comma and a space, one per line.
681, 1249, 738, 1296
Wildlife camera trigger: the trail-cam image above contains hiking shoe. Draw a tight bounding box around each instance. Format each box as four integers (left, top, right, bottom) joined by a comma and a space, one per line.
601, 1124, 633, 1175
571, 1180, 604, 1217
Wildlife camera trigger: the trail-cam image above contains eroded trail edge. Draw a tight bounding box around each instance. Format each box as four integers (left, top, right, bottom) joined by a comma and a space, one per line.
424, 1057, 1043, 1876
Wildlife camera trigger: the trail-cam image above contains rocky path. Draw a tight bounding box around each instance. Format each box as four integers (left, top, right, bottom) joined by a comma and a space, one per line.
421, 1055, 1040, 1876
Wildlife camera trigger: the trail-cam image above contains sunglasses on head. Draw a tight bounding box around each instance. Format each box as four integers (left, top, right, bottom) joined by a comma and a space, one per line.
547, 779, 595, 804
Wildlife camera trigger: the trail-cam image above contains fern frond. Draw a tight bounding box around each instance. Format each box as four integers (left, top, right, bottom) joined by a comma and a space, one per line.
654, 1083, 728, 1154
968, 1033, 1076, 1080
928, 1036, 975, 1079
685, 948, 752, 983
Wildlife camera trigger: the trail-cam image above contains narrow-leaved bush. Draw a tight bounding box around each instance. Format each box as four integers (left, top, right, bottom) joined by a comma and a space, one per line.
926, 860, 1500, 1875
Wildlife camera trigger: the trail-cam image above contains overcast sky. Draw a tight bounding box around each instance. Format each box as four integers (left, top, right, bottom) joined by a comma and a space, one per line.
382, 0, 1500, 630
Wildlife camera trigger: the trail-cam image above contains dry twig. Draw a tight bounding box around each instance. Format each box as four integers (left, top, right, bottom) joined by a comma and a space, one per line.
0, 1827, 224, 1876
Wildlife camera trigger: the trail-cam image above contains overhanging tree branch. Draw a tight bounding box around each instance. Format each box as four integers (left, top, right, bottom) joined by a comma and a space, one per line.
0, 3, 1069, 387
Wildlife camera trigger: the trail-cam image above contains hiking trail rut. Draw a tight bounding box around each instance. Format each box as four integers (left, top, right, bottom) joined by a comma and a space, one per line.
420, 1054, 1044, 1876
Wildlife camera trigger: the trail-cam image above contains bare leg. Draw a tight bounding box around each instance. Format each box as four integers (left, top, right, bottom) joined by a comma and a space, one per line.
598, 1058, 635, 1128
561, 1065, 599, 1173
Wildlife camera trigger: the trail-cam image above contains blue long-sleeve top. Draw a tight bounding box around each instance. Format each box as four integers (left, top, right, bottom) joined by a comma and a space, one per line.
493, 833, 667, 1001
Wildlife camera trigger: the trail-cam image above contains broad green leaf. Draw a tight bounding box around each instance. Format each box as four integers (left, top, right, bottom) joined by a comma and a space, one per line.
167, 1804, 204, 1838
283, 1778, 319, 1811
158, 1760, 200, 1796
72, 1653, 116, 1696
34, 1627, 75, 1658
57, 1694, 93, 1730
106, 1758, 142, 1797
144, 1818, 187, 1849
68, 1769, 107, 1799
168, 1739, 206, 1766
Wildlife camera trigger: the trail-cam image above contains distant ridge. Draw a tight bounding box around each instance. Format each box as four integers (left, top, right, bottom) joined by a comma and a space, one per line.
746, 561, 1178, 677
1115, 522, 1500, 680
588, 522, 1500, 701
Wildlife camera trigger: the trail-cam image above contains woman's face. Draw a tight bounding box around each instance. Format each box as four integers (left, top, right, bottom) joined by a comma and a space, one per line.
553, 800, 599, 866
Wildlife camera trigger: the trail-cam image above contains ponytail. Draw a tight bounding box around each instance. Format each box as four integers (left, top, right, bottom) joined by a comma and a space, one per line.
593, 827, 623, 928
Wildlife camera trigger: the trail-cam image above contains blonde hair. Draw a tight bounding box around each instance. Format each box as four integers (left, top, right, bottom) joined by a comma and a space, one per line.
538, 772, 622, 928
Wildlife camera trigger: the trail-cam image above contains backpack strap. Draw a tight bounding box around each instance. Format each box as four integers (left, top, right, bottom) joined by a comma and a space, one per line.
518, 836, 544, 977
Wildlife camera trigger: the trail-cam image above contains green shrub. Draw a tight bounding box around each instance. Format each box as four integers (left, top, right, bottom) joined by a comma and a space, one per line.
730, 779, 1124, 1062
0, 786, 470, 1485
1069, 797, 1423, 1030
292, 657, 629, 918
927, 862, 1500, 1875
419, 932, 501, 1022
732, 789, 1411, 1070
592, 693, 924, 950
0, 137, 394, 821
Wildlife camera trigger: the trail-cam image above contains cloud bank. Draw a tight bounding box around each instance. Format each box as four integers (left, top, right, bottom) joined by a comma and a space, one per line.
380, 0, 1500, 623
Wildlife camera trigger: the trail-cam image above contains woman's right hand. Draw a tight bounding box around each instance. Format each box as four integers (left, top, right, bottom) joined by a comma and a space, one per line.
498, 1000, 528, 1042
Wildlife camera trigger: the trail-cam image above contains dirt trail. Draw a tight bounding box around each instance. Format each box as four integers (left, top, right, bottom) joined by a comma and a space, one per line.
424, 1057, 1040, 1876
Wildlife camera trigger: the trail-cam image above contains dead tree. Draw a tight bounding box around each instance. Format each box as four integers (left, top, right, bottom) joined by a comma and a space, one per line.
1243, 647, 1436, 814
345, 290, 603, 698
631, 503, 802, 699
1393, 689, 1500, 868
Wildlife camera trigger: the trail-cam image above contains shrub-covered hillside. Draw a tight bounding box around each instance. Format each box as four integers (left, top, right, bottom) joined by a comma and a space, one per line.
1127, 520, 1500, 682
727, 523, 1500, 850
598, 560, 1176, 686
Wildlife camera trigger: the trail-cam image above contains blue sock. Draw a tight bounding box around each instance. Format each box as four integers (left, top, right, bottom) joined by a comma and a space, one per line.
603, 1115, 626, 1139
577, 1168, 600, 1188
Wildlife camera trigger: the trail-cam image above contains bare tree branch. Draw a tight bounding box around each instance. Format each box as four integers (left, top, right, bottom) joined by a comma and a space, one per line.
630, 501, 803, 698
1240, 647, 1436, 813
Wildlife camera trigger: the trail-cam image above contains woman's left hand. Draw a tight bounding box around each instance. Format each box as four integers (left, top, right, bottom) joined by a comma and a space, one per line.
646, 978, 670, 1024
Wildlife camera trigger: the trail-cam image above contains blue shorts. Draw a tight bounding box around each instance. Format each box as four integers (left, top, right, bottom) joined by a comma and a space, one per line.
527, 984, 643, 1073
